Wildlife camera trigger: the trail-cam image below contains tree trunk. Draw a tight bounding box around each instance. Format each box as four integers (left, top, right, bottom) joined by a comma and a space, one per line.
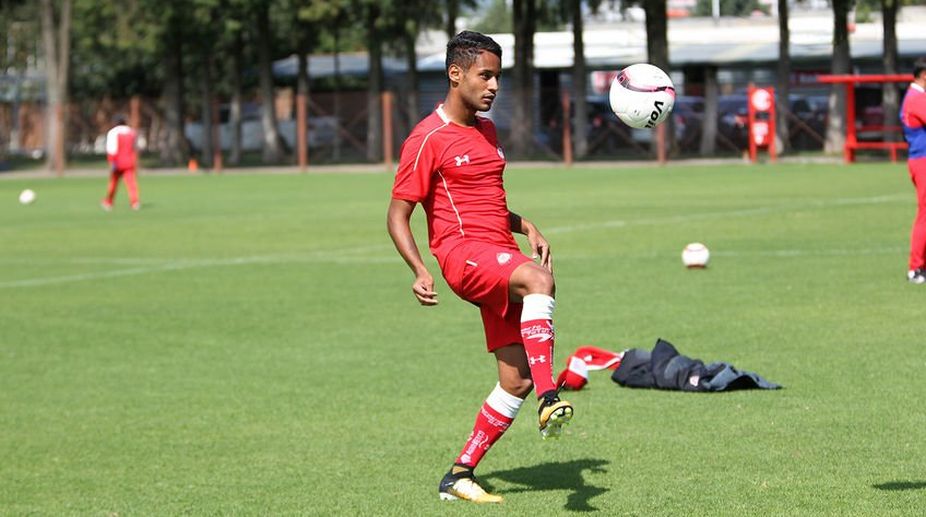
571, 0, 588, 159
365, 5, 383, 162
333, 24, 342, 161
446, 0, 458, 39
825, 0, 852, 154
882, 0, 900, 142
229, 31, 243, 165
160, 18, 186, 166
257, 4, 284, 163
40, 0, 71, 175
700, 66, 719, 156
643, 0, 675, 156
405, 21, 420, 131
297, 36, 310, 166
511, 0, 535, 158
776, 0, 791, 154
200, 52, 214, 168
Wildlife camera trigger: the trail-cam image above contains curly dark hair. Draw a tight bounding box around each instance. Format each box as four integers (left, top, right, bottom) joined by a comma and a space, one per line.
914, 58, 926, 79
445, 30, 502, 72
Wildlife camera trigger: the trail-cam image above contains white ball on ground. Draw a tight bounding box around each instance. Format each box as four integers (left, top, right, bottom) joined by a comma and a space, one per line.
18, 189, 36, 205
682, 242, 709, 269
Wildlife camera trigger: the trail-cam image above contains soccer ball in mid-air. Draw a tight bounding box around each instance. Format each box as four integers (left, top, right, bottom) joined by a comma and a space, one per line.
609, 63, 676, 129
18, 189, 36, 205
682, 243, 710, 269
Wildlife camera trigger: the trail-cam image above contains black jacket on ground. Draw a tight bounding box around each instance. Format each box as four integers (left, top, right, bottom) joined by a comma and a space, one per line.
611, 338, 781, 392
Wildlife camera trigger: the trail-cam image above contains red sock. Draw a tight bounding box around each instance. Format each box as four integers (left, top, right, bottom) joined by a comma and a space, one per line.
455, 384, 522, 468
521, 318, 556, 396
521, 293, 558, 397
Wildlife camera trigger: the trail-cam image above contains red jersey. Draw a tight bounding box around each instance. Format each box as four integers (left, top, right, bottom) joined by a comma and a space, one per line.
106, 124, 137, 171
392, 105, 518, 264
901, 83, 926, 159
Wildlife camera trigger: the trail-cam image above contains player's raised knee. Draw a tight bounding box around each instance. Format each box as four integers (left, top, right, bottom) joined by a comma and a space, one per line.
511, 263, 555, 297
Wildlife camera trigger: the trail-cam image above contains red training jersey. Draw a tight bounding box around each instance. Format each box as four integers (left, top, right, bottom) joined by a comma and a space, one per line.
106, 124, 137, 171
392, 105, 518, 264
901, 83, 926, 159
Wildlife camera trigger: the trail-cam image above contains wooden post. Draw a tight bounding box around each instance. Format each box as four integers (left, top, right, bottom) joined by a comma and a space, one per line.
129, 95, 141, 129
297, 91, 308, 172
212, 98, 223, 172
561, 91, 573, 167
54, 104, 65, 176
656, 122, 667, 164
382, 91, 394, 170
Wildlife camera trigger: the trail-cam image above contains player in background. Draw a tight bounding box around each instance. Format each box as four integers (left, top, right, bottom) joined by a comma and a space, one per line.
387, 31, 572, 504
101, 116, 140, 211
901, 58, 926, 283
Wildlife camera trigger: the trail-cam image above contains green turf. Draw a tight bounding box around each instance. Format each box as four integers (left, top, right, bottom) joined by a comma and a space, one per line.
1, 163, 924, 515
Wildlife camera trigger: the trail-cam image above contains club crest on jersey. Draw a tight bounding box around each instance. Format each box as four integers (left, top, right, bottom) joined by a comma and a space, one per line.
496, 252, 512, 265
497, 146, 505, 159
454, 154, 470, 166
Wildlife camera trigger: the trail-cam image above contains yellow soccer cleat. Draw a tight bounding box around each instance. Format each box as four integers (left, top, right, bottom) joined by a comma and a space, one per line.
438, 469, 503, 504
538, 393, 573, 440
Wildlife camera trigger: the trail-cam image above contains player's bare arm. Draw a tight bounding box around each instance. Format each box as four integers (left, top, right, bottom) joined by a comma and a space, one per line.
387, 198, 438, 306
510, 211, 552, 272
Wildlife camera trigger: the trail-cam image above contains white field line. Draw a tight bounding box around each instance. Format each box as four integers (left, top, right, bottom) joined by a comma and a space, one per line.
0, 244, 398, 289
545, 194, 907, 235
1, 194, 907, 289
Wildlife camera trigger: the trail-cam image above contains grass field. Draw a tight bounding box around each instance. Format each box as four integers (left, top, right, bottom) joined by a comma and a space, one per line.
2, 162, 925, 515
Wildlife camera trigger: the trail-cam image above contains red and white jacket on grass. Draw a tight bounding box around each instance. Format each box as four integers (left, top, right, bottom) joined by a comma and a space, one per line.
106, 124, 137, 171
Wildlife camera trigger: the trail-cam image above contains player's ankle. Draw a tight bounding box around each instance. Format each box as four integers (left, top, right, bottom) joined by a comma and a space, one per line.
538, 389, 558, 401
450, 464, 474, 478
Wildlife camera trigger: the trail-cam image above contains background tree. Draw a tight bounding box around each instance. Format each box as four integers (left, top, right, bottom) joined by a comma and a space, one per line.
824, 0, 853, 154
881, 0, 900, 141
254, 0, 286, 163
694, 0, 764, 16
360, 0, 386, 162
40, 0, 71, 175
776, 0, 791, 154
223, 0, 252, 166
511, 0, 561, 157
641, 0, 675, 155
392, 1, 443, 131
304, 0, 354, 161
0, 0, 40, 157
445, 0, 479, 38
568, 0, 605, 160
156, 1, 190, 166
190, 0, 223, 168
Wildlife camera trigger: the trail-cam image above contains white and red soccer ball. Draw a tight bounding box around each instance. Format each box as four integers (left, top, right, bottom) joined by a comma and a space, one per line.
609, 63, 676, 129
682, 242, 710, 269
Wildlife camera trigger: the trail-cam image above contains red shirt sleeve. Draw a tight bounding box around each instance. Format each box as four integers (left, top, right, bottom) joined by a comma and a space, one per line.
392, 130, 442, 203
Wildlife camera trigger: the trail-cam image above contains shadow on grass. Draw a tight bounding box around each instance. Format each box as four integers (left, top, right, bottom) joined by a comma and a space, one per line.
483, 458, 609, 512
872, 481, 926, 491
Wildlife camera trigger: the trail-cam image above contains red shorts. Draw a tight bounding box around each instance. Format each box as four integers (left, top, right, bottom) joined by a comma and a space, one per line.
440, 241, 533, 352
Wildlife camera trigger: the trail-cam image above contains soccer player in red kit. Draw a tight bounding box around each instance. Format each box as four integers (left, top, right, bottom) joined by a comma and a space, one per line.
101, 116, 140, 211
902, 58, 926, 284
387, 31, 572, 504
